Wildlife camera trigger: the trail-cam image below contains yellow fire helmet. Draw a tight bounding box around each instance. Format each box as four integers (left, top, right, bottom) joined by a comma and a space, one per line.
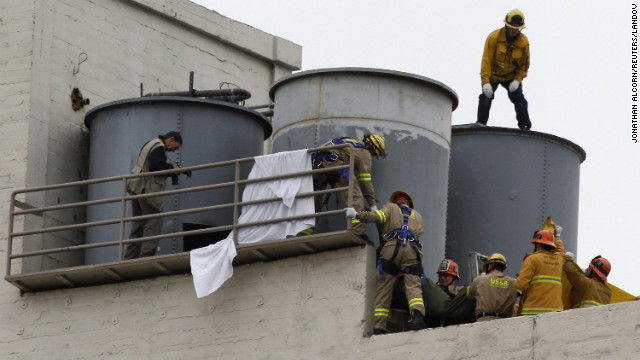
484, 253, 507, 272
363, 134, 387, 158
504, 9, 525, 30
486, 253, 507, 266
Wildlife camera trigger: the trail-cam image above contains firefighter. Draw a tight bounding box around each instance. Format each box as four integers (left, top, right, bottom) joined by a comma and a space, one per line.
313, 134, 386, 236
515, 229, 564, 315
477, 9, 531, 130
563, 255, 612, 308
346, 190, 425, 334
467, 253, 517, 321
125, 131, 183, 259
436, 259, 464, 300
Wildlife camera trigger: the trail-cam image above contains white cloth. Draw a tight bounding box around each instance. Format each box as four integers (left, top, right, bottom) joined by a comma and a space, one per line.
189, 149, 314, 298
236, 149, 315, 244
190, 237, 236, 298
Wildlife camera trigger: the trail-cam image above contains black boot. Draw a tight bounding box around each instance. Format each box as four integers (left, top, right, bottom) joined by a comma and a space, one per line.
408, 310, 426, 331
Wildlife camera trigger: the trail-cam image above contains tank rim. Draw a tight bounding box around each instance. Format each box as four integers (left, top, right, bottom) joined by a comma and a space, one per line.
84, 96, 273, 139
269, 67, 459, 111
452, 125, 586, 163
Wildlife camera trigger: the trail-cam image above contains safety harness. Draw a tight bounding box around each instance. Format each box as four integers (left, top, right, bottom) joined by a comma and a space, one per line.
312, 137, 368, 208
377, 204, 424, 280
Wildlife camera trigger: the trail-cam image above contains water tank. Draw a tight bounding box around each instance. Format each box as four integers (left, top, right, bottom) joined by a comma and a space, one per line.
84, 97, 271, 264
446, 125, 586, 280
269, 68, 458, 272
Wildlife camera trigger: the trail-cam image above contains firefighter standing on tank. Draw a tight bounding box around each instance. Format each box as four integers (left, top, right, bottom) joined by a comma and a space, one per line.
477, 9, 531, 130
346, 190, 425, 334
312, 134, 386, 236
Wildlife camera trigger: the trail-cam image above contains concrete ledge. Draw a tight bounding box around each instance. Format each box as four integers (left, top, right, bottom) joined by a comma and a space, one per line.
6, 231, 364, 292
2, 244, 639, 359
361, 302, 640, 359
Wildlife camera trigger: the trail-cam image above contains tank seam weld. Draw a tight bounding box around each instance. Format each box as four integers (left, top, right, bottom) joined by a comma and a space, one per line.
272, 117, 451, 146
540, 142, 549, 226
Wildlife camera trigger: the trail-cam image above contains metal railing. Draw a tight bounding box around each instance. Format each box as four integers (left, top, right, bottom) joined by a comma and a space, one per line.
468, 251, 488, 279
6, 144, 355, 277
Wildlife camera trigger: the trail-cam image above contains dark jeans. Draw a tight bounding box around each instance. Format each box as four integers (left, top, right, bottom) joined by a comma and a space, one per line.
477, 80, 531, 130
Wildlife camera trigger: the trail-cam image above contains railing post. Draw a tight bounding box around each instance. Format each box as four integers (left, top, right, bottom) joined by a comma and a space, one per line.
6, 193, 15, 276
118, 180, 127, 260
232, 161, 241, 245
347, 149, 355, 229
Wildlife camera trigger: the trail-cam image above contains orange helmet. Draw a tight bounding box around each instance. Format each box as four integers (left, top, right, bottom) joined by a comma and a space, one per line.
437, 259, 461, 279
589, 255, 611, 283
531, 229, 555, 248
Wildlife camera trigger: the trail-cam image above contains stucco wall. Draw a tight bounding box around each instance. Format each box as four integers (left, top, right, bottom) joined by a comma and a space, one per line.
1, 246, 638, 359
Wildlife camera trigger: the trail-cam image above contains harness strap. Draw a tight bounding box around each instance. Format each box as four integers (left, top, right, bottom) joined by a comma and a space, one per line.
384, 205, 416, 246
331, 137, 366, 148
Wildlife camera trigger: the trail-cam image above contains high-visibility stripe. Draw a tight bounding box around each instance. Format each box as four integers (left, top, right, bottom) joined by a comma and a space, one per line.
374, 210, 387, 223
530, 275, 561, 285
521, 307, 562, 315
466, 285, 474, 298
578, 300, 604, 308
408, 298, 424, 308
374, 308, 389, 317
351, 218, 361, 224
357, 173, 372, 181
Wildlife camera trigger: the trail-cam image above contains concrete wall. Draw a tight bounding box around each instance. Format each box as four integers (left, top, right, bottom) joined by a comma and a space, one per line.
0, 0, 36, 286
0, 0, 301, 273
0, 246, 638, 359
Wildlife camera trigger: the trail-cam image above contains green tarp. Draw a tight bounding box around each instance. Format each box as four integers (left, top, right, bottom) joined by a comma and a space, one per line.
391, 277, 476, 327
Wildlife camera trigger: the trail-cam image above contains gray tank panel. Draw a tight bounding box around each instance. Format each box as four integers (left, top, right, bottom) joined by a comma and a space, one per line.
84, 97, 270, 264
270, 68, 457, 273
447, 126, 585, 280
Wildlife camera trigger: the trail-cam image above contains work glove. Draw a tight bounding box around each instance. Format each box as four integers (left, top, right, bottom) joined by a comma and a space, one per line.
345, 207, 357, 218
565, 251, 575, 261
555, 225, 563, 237
508, 80, 520, 93
370, 205, 378, 212
482, 83, 493, 98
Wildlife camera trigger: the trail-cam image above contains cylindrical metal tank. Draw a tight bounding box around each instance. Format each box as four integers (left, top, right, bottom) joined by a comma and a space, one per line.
269, 68, 458, 273
446, 126, 586, 281
84, 97, 271, 264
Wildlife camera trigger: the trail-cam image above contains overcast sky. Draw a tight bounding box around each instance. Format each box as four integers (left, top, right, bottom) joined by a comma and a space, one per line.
196, 1, 639, 294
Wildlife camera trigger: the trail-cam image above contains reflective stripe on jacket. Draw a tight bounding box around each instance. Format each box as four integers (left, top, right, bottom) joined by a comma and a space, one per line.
481, 27, 530, 84
356, 202, 424, 237
515, 249, 564, 315
563, 257, 611, 309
